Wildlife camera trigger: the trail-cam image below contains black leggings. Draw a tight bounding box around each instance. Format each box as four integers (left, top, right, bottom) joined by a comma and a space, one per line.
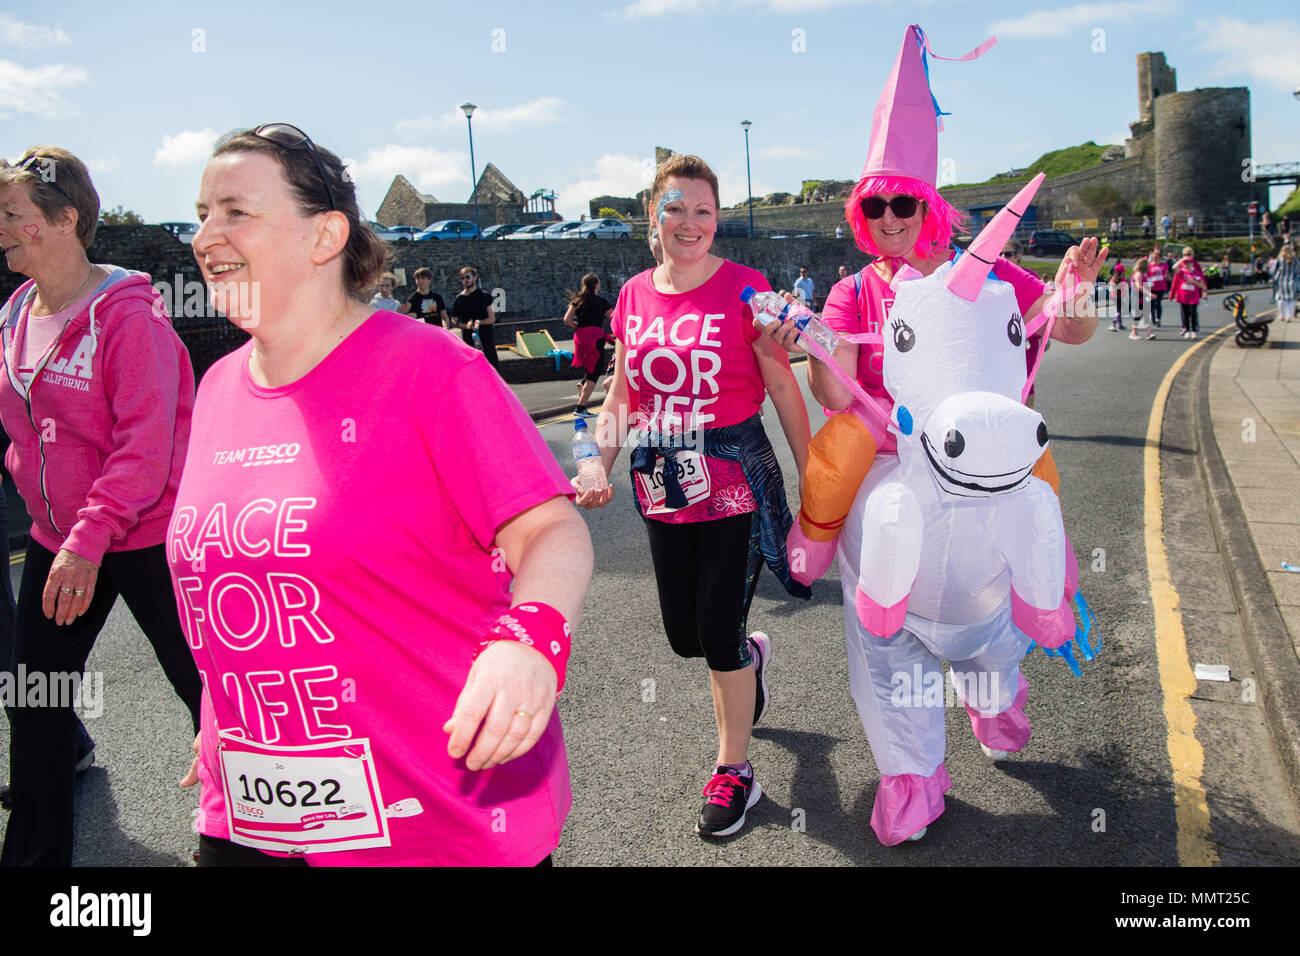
644, 513, 758, 672
197, 834, 555, 867
1, 540, 202, 867
1151, 290, 1164, 324
1180, 302, 1199, 333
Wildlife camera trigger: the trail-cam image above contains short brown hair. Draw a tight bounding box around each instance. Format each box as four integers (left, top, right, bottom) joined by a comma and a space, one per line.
648, 154, 721, 214
212, 128, 388, 301
0, 147, 100, 248
413, 267, 432, 280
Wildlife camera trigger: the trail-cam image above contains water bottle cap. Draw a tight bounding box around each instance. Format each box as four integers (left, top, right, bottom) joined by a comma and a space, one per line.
574, 418, 589, 432
739, 286, 756, 304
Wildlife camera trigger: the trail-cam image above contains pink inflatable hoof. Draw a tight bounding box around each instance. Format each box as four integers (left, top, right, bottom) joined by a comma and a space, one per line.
1011, 588, 1073, 649
871, 765, 952, 846
786, 523, 837, 586
855, 587, 907, 637
965, 672, 1031, 756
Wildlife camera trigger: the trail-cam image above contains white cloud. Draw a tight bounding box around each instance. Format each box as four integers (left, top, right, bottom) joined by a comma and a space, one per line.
0, 15, 70, 47
395, 97, 565, 136
622, 0, 873, 16
0, 60, 85, 118
1196, 17, 1300, 93
622, 0, 704, 17
346, 144, 469, 212
555, 153, 657, 219
760, 145, 814, 160
87, 155, 120, 174
154, 129, 219, 166
987, 0, 1173, 39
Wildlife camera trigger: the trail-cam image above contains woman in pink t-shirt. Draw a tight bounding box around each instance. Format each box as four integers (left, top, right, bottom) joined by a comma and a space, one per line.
174, 125, 592, 866
576, 154, 810, 839
1170, 246, 1208, 339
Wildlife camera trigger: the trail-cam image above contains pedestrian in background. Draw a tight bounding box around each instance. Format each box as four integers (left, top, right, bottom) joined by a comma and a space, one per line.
451, 265, 497, 370
370, 270, 401, 312
399, 266, 446, 325
1129, 258, 1156, 340
1161, 213, 1172, 239
1147, 247, 1169, 328
1171, 245, 1207, 339
793, 266, 814, 307
1271, 245, 1297, 322
563, 272, 613, 416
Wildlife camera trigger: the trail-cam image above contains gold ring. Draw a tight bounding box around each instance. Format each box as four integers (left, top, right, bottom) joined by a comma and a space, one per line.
60, 586, 73, 594
74, 589, 86, 596
515, 710, 533, 720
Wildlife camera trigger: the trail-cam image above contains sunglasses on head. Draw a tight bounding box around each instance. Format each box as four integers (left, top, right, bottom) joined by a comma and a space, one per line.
17, 155, 72, 201
861, 195, 920, 220
254, 123, 339, 212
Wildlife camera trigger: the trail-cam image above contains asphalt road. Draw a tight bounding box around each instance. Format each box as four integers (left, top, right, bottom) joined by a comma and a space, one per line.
1, 287, 1296, 866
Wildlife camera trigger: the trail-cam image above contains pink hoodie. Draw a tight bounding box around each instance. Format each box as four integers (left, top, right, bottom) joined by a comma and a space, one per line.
0, 268, 194, 564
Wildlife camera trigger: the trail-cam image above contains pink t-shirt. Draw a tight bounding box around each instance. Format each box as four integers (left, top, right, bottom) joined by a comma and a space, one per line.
822, 256, 1047, 453
611, 260, 768, 523
1171, 259, 1206, 305
1148, 259, 1170, 292
167, 311, 574, 866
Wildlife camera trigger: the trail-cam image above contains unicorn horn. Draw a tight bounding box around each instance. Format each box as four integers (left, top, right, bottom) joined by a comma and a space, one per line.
946, 172, 1045, 301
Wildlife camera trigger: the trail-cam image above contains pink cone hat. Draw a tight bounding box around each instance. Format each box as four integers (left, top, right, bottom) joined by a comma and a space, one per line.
861, 25, 938, 185
860, 27, 997, 186
946, 173, 1045, 301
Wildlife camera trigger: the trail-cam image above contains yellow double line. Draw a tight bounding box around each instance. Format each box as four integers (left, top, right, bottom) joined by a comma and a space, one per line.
1143, 324, 1231, 866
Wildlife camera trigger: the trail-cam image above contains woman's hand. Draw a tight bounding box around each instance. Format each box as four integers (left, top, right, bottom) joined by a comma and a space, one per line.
43, 549, 98, 626
753, 291, 806, 354
571, 475, 614, 509
1057, 236, 1109, 289
444, 640, 557, 770
179, 732, 201, 787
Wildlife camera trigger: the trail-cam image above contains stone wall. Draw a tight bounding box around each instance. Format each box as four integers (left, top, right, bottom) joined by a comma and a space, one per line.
2, 226, 869, 380
717, 202, 849, 235
1154, 88, 1262, 227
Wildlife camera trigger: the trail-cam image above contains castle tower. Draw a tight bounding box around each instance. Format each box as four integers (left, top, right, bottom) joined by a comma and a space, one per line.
1137, 52, 1176, 125
1154, 87, 1256, 230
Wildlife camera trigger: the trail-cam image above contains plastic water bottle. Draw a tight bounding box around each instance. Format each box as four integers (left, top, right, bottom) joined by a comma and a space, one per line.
740, 286, 839, 356
572, 419, 608, 492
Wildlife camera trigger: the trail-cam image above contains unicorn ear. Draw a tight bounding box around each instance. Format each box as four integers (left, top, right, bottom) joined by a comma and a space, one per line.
891, 263, 926, 289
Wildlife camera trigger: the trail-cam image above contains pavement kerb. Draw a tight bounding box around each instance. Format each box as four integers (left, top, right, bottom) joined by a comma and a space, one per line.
1194, 333, 1300, 792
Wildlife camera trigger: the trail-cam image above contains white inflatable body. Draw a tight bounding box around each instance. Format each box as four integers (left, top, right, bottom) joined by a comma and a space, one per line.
837, 253, 1078, 845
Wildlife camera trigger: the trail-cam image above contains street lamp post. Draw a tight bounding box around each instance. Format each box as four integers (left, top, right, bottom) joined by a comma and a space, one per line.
741, 120, 754, 237
461, 102, 479, 233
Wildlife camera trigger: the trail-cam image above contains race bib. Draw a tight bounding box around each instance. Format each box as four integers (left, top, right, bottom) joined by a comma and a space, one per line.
218, 732, 391, 855
636, 450, 711, 516
1181, 282, 1196, 293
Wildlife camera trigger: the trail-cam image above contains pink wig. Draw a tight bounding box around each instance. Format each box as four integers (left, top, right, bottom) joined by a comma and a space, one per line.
845, 174, 967, 261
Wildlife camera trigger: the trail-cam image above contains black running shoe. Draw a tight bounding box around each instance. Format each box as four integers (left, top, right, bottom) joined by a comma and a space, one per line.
0, 783, 10, 810
696, 767, 762, 837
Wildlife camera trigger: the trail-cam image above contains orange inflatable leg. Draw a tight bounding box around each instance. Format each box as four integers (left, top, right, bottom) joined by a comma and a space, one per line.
799, 413, 878, 543
1032, 445, 1060, 498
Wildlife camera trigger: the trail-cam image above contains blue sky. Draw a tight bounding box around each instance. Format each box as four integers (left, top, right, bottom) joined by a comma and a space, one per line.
3, 0, 1297, 223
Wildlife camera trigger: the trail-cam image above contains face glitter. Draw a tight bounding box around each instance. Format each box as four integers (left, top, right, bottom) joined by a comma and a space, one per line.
657, 189, 683, 225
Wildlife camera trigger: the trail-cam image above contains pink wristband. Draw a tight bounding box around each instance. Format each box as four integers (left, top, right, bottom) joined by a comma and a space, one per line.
475, 603, 572, 695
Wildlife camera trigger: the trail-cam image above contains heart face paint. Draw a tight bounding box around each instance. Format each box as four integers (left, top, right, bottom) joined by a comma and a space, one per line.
657, 189, 683, 225
23, 224, 39, 239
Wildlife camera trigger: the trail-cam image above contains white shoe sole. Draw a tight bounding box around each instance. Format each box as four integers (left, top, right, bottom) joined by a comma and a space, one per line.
696, 780, 763, 837
749, 632, 771, 727
906, 826, 927, 842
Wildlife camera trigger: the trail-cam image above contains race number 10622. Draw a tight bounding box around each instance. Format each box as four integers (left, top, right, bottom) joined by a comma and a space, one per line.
236, 774, 345, 809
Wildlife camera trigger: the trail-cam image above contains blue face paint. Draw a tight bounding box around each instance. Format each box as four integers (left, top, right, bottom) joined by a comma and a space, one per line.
657, 189, 683, 225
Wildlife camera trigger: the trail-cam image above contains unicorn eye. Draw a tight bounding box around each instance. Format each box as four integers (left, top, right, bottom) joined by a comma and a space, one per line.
891, 318, 915, 353
1007, 313, 1023, 347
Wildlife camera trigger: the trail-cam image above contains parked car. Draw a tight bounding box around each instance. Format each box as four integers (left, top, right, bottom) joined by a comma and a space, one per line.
542, 221, 585, 239
159, 221, 198, 243
567, 218, 632, 239
365, 221, 409, 243
415, 219, 481, 241
1026, 229, 1079, 257
386, 225, 421, 242
481, 223, 528, 239
503, 223, 553, 240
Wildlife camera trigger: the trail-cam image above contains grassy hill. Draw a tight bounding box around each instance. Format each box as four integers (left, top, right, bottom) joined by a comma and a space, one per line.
1276, 186, 1300, 218
940, 141, 1116, 191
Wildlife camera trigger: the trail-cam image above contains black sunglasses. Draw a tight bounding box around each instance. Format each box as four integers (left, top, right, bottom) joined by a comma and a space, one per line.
254, 123, 339, 212
861, 195, 920, 220
17, 155, 72, 201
